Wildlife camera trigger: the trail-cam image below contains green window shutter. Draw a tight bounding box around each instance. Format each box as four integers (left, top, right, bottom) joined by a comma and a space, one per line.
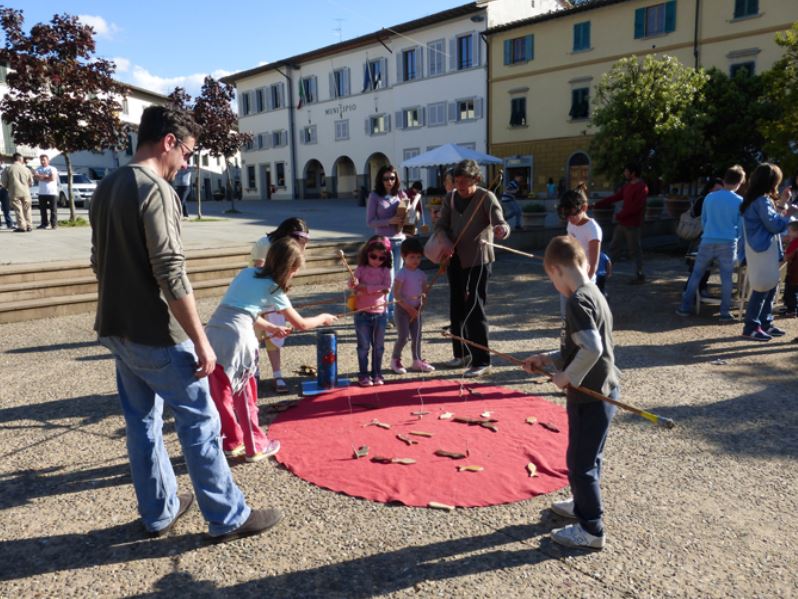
503, 39, 511, 65
584, 22, 591, 49
573, 24, 580, 50
634, 7, 645, 38
665, 1, 677, 33
525, 34, 534, 61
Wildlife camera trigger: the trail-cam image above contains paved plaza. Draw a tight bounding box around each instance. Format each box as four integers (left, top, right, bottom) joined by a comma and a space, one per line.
0, 243, 796, 597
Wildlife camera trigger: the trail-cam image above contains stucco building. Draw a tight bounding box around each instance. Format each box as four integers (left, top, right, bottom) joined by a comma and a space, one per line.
487, 0, 795, 192
222, 0, 569, 200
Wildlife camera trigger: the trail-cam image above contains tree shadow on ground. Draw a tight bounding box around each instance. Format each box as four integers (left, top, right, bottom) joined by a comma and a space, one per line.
0, 393, 120, 428
129, 523, 561, 599
5, 340, 99, 354
0, 455, 188, 511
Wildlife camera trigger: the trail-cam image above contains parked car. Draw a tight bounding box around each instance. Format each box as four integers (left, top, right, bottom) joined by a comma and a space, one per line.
57, 174, 97, 208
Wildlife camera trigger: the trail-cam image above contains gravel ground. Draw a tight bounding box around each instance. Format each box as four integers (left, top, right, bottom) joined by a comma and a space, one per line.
1, 252, 796, 598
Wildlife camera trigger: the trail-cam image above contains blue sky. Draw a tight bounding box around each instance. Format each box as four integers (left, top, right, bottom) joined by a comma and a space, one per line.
7, 0, 462, 96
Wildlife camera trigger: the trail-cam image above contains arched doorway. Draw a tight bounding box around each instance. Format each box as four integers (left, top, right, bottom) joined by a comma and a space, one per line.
333, 156, 357, 199
363, 152, 390, 193
566, 151, 590, 190
302, 159, 325, 199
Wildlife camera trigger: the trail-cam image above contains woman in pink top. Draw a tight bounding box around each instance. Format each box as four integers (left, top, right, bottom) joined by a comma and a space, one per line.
348, 236, 392, 386
366, 165, 407, 320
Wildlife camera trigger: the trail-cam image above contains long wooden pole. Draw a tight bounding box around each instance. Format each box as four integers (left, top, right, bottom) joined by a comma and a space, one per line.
481, 240, 542, 261
441, 331, 675, 429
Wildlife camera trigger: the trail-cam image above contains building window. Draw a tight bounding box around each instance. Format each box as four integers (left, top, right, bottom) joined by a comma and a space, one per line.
331, 68, 350, 98
573, 22, 591, 51
570, 88, 590, 120
270, 83, 284, 110
368, 114, 390, 135
301, 125, 317, 144
634, 1, 676, 39
202, 154, 209, 166
733, 0, 758, 19
334, 119, 349, 141
458, 99, 475, 121
401, 48, 418, 81
730, 62, 755, 77
275, 162, 286, 187
363, 58, 387, 92
510, 97, 526, 127
241, 92, 251, 116
299, 77, 317, 105
122, 98, 129, 115
271, 130, 286, 147
255, 88, 264, 112
427, 39, 445, 76
247, 165, 256, 189
0, 62, 7, 84
403, 107, 422, 129
457, 34, 473, 70
427, 102, 446, 127
504, 35, 534, 65
257, 133, 265, 149
403, 148, 421, 183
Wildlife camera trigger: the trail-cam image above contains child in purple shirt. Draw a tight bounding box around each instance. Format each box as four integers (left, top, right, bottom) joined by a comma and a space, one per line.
390, 238, 435, 374
349, 236, 393, 386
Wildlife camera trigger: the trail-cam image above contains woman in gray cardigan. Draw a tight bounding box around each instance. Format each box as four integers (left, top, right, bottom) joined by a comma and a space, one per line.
435, 159, 510, 377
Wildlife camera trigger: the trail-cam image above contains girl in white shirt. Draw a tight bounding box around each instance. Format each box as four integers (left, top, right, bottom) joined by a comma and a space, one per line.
559, 185, 602, 281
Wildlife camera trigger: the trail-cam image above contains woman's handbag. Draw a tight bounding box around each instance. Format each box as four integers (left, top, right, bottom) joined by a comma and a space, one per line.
743, 225, 780, 292
423, 229, 454, 264
676, 210, 702, 240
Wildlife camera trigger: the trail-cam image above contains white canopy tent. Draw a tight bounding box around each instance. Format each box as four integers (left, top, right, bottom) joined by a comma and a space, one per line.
400, 143, 504, 168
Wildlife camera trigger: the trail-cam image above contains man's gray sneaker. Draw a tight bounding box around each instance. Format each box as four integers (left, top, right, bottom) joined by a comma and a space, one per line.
550, 497, 577, 519
551, 523, 605, 550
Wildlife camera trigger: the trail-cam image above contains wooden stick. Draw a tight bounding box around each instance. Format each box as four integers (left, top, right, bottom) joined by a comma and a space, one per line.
481, 240, 542, 261
263, 300, 398, 340
441, 331, 675, 429
339, 249, 357, 281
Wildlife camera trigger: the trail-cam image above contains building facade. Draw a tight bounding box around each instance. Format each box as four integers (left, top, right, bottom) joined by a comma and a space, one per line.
223, 0, 568, 200
488, 0, 795, 193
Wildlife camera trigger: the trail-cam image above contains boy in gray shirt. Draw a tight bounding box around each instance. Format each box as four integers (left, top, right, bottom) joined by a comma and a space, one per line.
524, 235, 620, 550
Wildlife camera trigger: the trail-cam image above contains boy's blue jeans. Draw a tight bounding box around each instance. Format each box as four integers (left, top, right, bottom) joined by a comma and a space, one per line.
566, 389, 618, 537
354, 312, 387, 378
501, 198, 522, 229
679, 241, 736, 317
99, 336, 250, 536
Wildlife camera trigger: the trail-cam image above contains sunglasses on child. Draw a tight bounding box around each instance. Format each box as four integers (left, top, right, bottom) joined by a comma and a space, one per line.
368, 253, 386, 262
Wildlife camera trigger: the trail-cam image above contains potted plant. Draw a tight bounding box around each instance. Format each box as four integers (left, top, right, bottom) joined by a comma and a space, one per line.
522, 202, 546, 228
645, 196, 664, 221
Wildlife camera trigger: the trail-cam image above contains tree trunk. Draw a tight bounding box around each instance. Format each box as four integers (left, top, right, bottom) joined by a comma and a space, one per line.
226, 162, 238, 213
195, 161, 202, 219
64, 153, 76, 222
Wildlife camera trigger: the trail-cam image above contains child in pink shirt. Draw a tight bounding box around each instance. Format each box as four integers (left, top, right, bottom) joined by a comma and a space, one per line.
349, 236, 392, 386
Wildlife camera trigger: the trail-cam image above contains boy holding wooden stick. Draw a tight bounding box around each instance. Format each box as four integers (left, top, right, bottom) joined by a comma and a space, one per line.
523, 235, 620, 550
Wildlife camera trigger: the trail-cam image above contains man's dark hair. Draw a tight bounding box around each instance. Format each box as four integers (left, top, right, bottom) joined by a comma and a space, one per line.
12, 152, 22, 162
137, 106, 201, 150
625, 163, 641, 178
453, 159, 482, 182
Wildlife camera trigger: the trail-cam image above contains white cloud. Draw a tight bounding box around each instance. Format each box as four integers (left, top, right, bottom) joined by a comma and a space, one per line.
112, 57, 131, 73
77, 15, 120, 40
127, 65, 233, 97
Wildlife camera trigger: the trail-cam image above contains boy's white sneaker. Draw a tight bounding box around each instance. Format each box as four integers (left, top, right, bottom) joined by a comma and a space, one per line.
390, 358, 407, 375
411, 359, 435, 373
551, 523, 605, 550
550, 497, 577, 519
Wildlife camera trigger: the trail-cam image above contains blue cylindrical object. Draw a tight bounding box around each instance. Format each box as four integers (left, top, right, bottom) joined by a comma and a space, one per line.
316, 330, 337, 389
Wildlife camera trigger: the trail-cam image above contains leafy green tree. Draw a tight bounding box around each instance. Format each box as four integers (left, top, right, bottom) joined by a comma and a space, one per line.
696, 67, 766, 177
759, 22, 798, 177
589, 54, 708, 185
0, 7, 128, 221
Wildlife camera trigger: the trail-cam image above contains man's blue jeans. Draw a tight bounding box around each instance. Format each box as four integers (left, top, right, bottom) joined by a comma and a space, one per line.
99, 336, 250, 536
679, 241, 736, 317
354, 312, 387, 378
501, 198, 522, 229
743, 287, 776, 335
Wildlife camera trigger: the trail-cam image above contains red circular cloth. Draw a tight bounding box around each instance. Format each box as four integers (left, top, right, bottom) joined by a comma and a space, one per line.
271, 381, 569, 507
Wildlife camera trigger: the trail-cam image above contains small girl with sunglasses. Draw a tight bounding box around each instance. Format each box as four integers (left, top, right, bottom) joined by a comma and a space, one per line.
349, 236, 393, 386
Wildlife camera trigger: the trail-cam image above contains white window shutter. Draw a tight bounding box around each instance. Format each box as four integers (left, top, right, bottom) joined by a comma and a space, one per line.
416, 47, 423, 78
385, 114, 391, 132
448, 101, 457, 122
311, 126, 317, 144
279, 83, 286, 108
450, 38, 457, 70
473, 32, 481, 67
365, 118, 371, 136
281, 130, 287, 146
344, 68, 351, 96
329, 72, 336, 99
263, 133, 272, 149
475, 97, 483, 119
265, 88, 273, 111
312, 76, 318, 102
420, 106, 426, 126
381, 57, 388, 87
396, 52, 404, 83
395, 110, 403, 129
